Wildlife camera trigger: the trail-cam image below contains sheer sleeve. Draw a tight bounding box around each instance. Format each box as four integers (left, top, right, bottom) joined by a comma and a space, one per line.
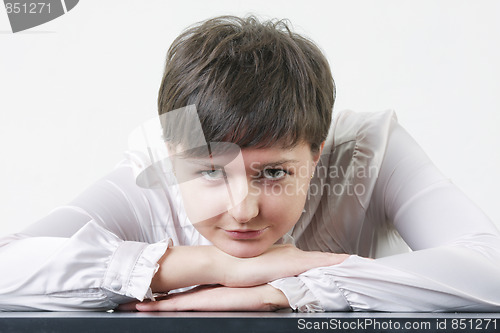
270, 117, 500, 312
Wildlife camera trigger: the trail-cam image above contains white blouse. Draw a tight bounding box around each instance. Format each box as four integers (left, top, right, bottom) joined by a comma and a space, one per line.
1, 110, 499, 312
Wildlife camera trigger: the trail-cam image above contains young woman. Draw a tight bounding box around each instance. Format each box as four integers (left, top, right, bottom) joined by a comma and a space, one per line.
1, 16, 499, 312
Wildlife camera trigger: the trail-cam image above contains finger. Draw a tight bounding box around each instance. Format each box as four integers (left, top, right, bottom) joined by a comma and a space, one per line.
117, 301, 140, 312
136, 285, 276, 312
136, 287, 230, 312
136, 299, 173, 312
134, 286, 216, 312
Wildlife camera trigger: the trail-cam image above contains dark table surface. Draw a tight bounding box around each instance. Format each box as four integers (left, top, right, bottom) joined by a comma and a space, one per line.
1, 311, 500, 333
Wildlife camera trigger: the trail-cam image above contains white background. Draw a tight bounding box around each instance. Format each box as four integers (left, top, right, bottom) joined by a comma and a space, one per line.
0, 0, 499, 236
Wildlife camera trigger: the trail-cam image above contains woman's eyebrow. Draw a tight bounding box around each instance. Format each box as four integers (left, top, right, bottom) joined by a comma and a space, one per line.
183, 158, 300, 169
183, 159, 223, 169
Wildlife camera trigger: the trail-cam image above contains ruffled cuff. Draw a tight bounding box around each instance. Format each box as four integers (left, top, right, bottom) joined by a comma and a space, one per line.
102, 237, 170, 302
269, 277, 323, 312
269, 269, 351, 312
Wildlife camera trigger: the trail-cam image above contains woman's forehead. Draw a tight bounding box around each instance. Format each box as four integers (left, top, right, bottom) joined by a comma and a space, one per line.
176, 142, 311, 168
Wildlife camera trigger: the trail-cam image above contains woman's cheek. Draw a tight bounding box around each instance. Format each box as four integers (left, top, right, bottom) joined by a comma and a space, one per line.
260, 189, 305, 229
178, 181, 233, 224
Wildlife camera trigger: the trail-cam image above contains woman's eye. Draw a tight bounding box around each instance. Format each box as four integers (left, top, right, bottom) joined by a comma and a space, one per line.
262, 168, 287, 180
200, 169, 224, 181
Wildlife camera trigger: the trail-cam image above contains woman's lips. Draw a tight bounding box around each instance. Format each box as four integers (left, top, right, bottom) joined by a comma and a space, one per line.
224, 228, 267, 240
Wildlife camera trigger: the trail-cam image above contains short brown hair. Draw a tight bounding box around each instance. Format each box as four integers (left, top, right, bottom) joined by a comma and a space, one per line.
158, 15, 335, 153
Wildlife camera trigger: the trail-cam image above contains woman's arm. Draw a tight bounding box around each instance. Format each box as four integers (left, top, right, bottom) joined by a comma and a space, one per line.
267, 121, 500, 312
0, 161, 170, 311
150, 244, 348, 292
120, 284, 290, 312
0, 156, 347, 311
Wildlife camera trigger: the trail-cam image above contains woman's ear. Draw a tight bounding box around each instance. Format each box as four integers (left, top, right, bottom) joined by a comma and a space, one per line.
312, 141, 325, 165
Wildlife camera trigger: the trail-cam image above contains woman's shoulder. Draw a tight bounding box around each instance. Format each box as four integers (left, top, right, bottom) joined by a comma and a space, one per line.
320, 110, 399, 209
328, 109, 398, 149
296, 110, 402, 254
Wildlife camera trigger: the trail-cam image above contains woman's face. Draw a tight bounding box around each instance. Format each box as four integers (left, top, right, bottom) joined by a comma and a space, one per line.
174, 142, 321, 258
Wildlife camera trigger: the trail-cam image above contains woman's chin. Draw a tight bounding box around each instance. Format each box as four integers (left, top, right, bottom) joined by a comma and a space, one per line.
220, 243, 267, 258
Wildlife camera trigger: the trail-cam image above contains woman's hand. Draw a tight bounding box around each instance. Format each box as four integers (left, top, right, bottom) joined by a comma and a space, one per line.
150, 244, 349, 293
219, 244, 349, 287
119, 284, 290, 312
122, 244, 348, 312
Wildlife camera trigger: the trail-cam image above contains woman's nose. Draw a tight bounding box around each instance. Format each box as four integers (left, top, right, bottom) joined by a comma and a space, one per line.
227, 188, 259, 223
